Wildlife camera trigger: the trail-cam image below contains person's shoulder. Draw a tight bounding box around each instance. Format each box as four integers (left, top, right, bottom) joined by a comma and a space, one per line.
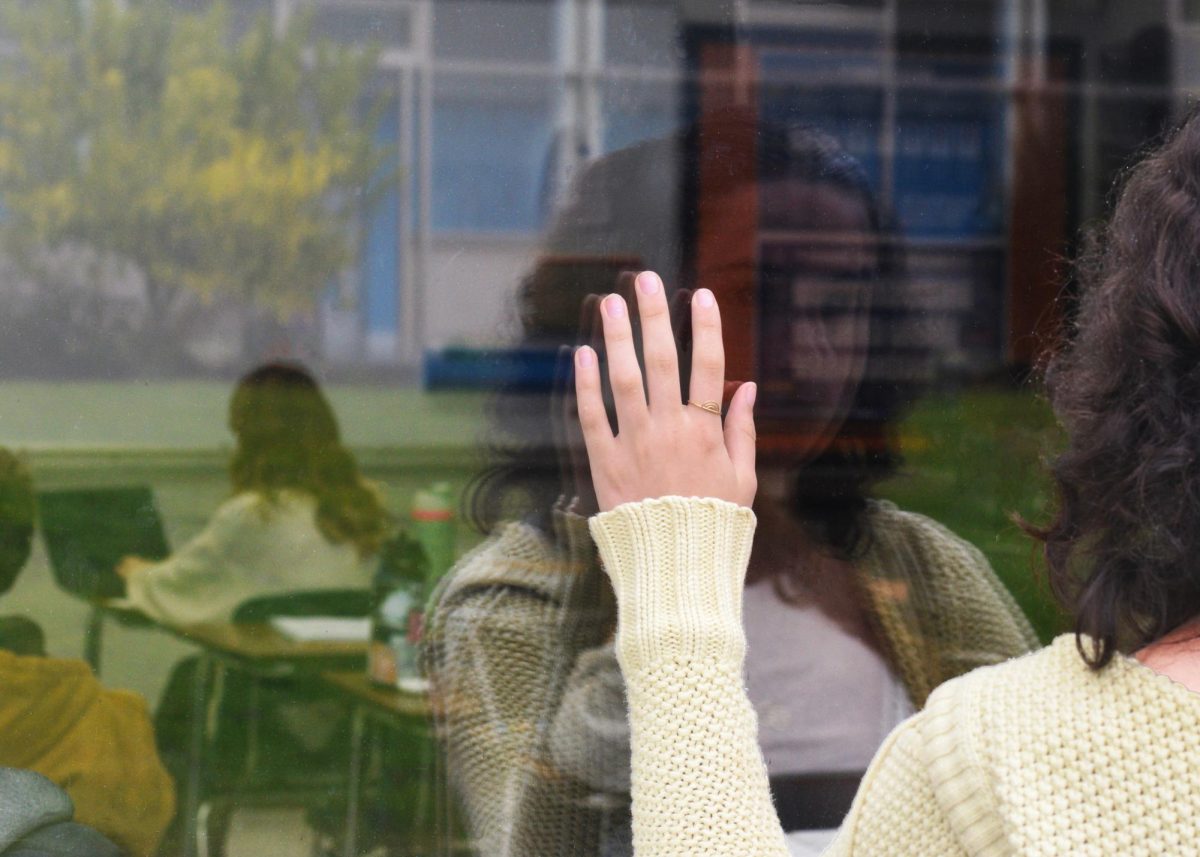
925, 635, 1081, 705
212, 490, 315, 527
0, 649, 94, 686
865, 500, 980, 558
435, 520, 561, 602
862, 500, 1007, 589
0, 651, 102, 734
212, 491, 268, 520
919, 634, 1175, 746
916, 635, 1200, 851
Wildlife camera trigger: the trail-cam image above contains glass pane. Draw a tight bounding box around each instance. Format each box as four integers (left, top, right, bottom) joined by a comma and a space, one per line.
433, 0, 555, 63
312, 2, 413, 49
432, 73, 556, 232
0, 0, 1189, 853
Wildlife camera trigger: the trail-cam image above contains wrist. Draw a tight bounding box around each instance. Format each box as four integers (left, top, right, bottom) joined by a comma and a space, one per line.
588, 496, 755, 669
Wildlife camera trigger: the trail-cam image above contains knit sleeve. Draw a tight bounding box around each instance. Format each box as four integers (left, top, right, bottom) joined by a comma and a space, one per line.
823, 712, 966, 857
123, 493, 262, 624
589, 496, 790, 857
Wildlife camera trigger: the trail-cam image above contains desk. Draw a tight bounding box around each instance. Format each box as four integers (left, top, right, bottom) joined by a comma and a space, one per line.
321, 672, 444, 857
181, 627, 367, 857
81, 603, 370, 857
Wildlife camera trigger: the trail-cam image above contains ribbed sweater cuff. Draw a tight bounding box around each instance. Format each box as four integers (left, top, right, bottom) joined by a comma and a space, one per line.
588, 496, 756, 669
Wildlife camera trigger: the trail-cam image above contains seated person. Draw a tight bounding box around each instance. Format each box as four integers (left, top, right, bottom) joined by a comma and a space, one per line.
116, 363, 388, 849
0, 449, 174, 857
118, 361, 386, 622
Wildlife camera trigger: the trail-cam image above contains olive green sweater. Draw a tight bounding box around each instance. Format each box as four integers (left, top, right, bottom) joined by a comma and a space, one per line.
428, 496, 1035, 856
590, 497, 1200, 856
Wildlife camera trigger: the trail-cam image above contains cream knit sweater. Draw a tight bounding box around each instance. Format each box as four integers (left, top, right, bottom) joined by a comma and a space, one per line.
590, 496, 1200, 857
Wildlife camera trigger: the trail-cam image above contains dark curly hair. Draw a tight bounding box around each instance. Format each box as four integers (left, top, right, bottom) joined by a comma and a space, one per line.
1034, 106, 1200, 669
229, 362, 389, 558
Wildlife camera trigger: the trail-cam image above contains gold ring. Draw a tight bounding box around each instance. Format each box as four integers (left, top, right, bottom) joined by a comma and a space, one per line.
688, 400, 722, 415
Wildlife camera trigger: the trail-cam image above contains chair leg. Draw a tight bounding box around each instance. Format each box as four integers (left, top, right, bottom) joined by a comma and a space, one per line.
196, 802, 211, 857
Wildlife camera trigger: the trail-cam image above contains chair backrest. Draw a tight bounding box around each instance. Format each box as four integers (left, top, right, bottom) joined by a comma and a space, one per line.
232, 588, 373, 624
37, 486, 170, 598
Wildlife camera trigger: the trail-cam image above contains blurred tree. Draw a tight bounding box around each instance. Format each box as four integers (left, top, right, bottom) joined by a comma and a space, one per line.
0, 0, 388, 368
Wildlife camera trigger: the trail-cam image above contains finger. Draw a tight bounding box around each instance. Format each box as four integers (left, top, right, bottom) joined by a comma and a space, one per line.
574, 345, 615, 460
599, 293, 648, 434
634, 271, 682, 411
615, 271, 643, 369
723, 382, 758, 487
687, 288, 725, 418
583, 294, 620, 436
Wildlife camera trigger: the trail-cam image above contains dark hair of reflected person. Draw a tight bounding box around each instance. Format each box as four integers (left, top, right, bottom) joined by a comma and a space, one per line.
229, 362, 388, 558
1029, 106, 1200, 669
469, 111, 916, 557
0, 449, 33, 595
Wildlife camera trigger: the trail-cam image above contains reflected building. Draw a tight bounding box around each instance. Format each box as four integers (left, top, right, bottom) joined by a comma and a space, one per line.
0, 0, 1186, 378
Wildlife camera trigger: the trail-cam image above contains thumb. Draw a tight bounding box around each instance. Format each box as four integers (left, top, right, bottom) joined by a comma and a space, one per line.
723, 381, 757, 485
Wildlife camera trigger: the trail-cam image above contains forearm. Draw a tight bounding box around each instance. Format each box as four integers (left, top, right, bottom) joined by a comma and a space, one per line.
590, 497, 789, 857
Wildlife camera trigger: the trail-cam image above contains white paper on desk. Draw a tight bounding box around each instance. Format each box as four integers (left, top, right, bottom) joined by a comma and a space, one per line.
270, 617, 371, 642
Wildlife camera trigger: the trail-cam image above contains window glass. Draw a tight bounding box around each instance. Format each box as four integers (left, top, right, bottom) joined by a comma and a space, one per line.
0, 1, 1187, 854
433, 0, 555, 62
432, 73, 557, 232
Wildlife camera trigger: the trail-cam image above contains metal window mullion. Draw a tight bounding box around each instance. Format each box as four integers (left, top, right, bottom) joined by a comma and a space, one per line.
582, 0, 605, 157
414, 0, 434, 362
554, 0, 583, 198
398, 64, 420, 363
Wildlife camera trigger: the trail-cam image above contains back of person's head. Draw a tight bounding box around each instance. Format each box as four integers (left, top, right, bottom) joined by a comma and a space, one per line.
0, 449, 34, 596
228, 361, 388, 558
1038, 104, 1200, 668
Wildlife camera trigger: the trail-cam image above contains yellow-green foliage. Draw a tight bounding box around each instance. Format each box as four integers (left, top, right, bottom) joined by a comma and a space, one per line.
0, 0, 389, 316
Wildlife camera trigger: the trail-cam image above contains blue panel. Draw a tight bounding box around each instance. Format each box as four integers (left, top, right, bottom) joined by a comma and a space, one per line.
604, 106, 677, 154
423, 346, 558, 391
893, 91, 1006, 238
432, 98, 554, 232
361, 101, 401, 335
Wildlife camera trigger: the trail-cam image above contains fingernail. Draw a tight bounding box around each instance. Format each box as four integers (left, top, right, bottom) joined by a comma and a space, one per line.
635, 271, 661, 296
745, 382, 757, 409
695, 288, 715, 308
603, 295, 626, 318
576, 345, 595, 368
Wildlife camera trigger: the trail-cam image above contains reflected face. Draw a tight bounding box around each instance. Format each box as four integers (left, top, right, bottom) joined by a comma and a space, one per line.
700, 179, 876, 463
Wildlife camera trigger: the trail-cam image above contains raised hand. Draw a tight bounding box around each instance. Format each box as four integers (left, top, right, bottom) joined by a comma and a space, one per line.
573, 270, 757, 512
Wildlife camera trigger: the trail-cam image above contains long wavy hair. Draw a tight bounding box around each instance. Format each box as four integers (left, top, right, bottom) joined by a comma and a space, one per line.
1033, 106, 1200, 669
229, 362, 388, 558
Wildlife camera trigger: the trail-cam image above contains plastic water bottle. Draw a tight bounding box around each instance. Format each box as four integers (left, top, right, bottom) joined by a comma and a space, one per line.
410, 481, 457, 591
368, 532, 429, 692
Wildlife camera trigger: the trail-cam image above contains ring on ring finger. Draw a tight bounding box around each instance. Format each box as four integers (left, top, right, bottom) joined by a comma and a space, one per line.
687, 400, 722, 416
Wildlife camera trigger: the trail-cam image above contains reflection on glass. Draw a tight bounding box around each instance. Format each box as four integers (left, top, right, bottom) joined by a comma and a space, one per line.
0, 0, 1184, 854
429, 103, 1041, 853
